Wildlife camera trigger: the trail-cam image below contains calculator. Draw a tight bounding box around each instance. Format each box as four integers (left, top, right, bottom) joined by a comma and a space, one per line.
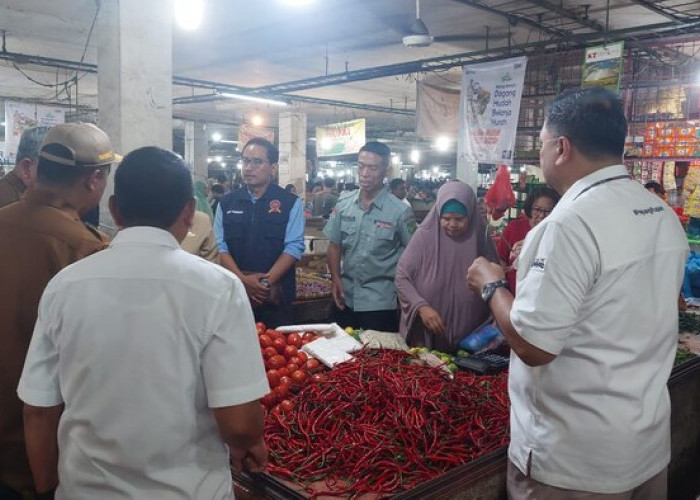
454, 353, 509, 375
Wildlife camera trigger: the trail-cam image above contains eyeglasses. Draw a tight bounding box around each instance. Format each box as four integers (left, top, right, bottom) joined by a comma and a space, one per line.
241, 157, 268, 168
531, 207, 553, 216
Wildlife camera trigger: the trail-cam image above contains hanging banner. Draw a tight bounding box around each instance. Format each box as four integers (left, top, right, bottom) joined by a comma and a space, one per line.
237, 124, 275, 151
416, 81, 460, 139
316, 118, 365, 157
458, 56, 527, 165
4, 101, 65, 160
582, 42, 624, 91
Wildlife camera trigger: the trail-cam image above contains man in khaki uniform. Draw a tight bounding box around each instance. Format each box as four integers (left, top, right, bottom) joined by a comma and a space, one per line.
324, 142, 416, 332
181, 210, 219, 263
0, 123, 117, 499
0, 127, 50, 208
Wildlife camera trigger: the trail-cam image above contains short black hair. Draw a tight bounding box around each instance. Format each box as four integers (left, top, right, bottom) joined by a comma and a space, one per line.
115, 146, 193, 229
359, 141, 391, 167
243, 137, 279, 164
523, 186, 560, 218
389, 178, 405, 190
284, 183, 296, 191
37, 144, 108, 187
545, 87, 627, 160
644, 181, 665, 195
211, 183, 225, 195
323, 177, 335, 188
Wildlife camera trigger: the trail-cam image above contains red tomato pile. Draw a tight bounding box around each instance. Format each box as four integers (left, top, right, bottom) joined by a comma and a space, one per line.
256, 322, 323, 413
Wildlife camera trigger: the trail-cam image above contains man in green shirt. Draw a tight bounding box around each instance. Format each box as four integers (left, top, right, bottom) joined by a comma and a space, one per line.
324, 142, 416, 332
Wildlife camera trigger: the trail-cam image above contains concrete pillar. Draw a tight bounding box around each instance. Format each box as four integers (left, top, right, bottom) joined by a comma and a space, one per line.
456, 93, 479, 189
184, 121, 209, 182
97, 0, 173, 234
278, 112, 307, 202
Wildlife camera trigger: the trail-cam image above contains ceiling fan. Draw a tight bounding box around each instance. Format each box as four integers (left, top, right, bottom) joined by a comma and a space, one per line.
402, 0, 506, 48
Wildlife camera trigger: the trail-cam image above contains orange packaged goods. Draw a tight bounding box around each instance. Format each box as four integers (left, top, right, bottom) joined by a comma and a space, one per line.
643, 144, 654, 158
659, 126, 675, 139
676, 147, 692, 158
645, 124, 658, 142
653, 146, 674, 158
677, 126, 696, 139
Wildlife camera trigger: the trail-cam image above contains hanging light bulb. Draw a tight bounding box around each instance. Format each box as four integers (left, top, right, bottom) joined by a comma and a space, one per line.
174, 0, 204, 30
410, 149, 420, 163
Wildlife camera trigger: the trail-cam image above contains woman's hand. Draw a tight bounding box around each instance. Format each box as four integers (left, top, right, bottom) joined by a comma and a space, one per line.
419, 305, 446, 336
509, 240, 524, 264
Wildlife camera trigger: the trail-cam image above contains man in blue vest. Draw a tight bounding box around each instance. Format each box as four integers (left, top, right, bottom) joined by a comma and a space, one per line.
214, 138, 305, 327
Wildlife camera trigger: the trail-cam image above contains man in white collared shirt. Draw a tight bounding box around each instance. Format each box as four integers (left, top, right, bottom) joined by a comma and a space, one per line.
467, 87, 688, 499
18, 147, 269, 500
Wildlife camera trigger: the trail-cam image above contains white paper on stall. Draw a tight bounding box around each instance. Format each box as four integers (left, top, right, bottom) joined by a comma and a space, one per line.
275, 323, 336, 336
302, 338, 354, 367
326, 331, 363, 352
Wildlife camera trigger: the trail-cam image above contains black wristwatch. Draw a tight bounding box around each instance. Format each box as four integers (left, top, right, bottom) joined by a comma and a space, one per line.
481, 279, 509, 303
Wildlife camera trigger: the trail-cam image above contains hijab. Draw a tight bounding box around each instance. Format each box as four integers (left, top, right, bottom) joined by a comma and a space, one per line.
194, 180, 214, 222
396, 181, 498, 351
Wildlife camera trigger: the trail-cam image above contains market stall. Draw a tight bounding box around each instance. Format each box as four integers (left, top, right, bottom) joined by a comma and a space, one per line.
232, 316, 700, 499
293, 217, 333, 323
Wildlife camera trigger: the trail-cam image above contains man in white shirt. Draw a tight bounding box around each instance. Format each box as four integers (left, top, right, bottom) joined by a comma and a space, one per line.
467, 87, 688, 499
18, 146, 269, 500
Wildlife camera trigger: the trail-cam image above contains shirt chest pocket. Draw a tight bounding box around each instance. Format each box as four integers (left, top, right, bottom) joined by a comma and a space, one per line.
340, 220, 357, 249
223, 211, 246, 239
263, 217, 287, 242
371, 226, 395, 254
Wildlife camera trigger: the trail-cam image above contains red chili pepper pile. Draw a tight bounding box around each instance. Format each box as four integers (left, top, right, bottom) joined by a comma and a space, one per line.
264, 348, 509, 498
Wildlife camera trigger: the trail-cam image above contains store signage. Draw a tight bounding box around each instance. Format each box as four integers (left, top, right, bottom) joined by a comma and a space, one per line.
315, 119, 366, 157
416, 81, 460, 139
582, 42, 624, 90
4, 101, 65, 160
458, 56, 527, 164
237, 124, 275, 151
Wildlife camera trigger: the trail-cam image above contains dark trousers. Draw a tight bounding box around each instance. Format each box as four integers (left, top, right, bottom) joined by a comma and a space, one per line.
0, 480, 23, 500
253, 302, 292, 328
332, 305, 399, 332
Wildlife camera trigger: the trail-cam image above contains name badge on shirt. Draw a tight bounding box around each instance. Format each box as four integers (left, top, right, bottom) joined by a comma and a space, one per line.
531, 257, 546, 271
375, 220, 393, 230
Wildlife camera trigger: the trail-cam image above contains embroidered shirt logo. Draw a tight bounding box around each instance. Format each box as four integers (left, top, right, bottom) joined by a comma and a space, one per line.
227, 209, 244, 215
375, 220, 393, 229
531, 258, 546, 271
269, 200, 282, 213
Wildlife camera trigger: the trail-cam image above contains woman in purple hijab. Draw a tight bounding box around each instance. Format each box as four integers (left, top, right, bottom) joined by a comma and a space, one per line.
396, 181, 498, 351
